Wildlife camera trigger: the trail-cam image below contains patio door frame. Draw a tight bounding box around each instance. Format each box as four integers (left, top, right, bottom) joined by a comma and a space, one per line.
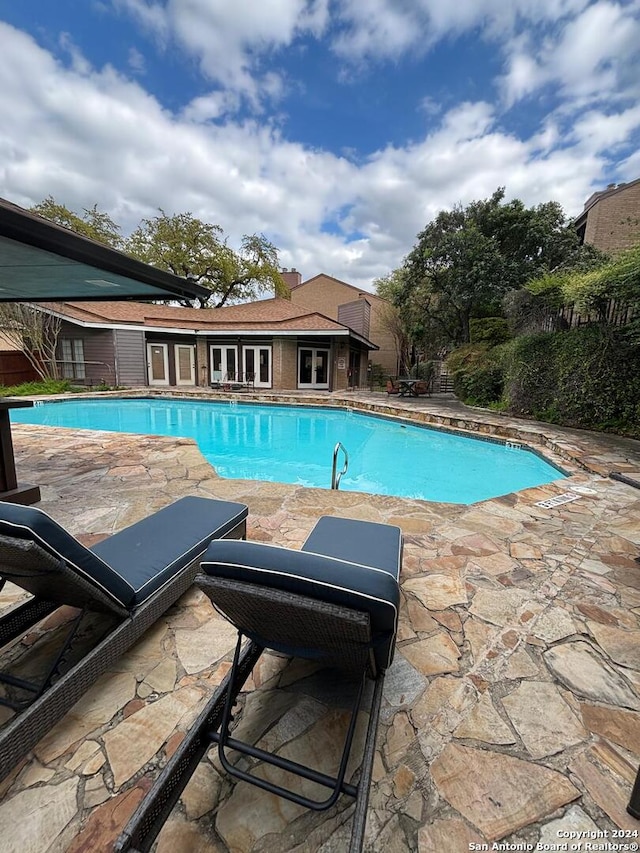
210, 345, 238, 382
243, 345, 272, 388
297, 346, 330, 389
147, 342, 169, 386
174, 344, 196, 385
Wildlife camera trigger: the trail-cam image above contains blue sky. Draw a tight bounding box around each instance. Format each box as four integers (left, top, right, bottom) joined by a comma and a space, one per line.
1, 1, 639, 290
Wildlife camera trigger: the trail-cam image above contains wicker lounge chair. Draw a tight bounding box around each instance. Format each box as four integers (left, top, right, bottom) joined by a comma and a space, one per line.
0, 495, 248, 782
629, 767, 640, 819
116, 515, 402, 853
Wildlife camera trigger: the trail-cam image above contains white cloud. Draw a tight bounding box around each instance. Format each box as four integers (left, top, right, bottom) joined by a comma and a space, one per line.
570, 105, 640, 155
114, 0, 329, 109
127, 46, 146, 74
501, 2, 640, 108
331, 0, 593, 60
0, 19, 637, 295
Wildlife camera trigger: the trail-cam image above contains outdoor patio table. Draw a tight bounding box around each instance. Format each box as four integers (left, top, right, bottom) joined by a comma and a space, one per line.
397, 378, 419, 396
0, 398, 40, 505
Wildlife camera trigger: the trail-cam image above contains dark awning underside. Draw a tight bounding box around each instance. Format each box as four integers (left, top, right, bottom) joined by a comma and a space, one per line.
0, 197, 209, 303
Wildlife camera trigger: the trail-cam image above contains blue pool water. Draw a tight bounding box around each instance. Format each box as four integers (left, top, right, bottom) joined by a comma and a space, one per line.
12, 398, 565, 504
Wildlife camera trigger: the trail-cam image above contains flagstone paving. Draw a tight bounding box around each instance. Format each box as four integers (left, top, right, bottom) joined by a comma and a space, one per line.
1, 391, 639, 852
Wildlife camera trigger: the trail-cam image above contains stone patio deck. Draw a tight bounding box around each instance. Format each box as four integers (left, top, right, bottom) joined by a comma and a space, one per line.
0, 391, 639, 852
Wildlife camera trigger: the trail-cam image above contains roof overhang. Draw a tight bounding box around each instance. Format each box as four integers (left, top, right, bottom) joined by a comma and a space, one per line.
43, 306, 379, 348
0, 197, 210, 303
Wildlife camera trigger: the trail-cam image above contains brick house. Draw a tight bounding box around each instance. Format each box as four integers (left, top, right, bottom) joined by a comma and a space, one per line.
282, 271, 399, 378
43, 298, 377, 392
574, 177, 640, 253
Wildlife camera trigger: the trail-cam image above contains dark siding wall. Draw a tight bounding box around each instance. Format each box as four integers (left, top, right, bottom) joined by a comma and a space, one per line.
114, 329, 146, 386
337, 299, 371, 339
83, 330, 116, 385
57, 321, 116, 385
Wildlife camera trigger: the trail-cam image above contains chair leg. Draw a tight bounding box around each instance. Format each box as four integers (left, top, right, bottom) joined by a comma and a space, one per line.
629, 765, 640, 819
0, 608, 86, 709
0, 595, 58, 646
349, 672, 384, 851
211, 632, 367, 812
114, 639, 262, 853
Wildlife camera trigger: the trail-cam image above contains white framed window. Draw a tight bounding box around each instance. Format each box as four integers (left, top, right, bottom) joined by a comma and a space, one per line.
60, 339, 86, 380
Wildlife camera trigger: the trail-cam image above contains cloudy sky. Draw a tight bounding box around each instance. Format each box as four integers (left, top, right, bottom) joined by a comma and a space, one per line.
1, 1, 639, 291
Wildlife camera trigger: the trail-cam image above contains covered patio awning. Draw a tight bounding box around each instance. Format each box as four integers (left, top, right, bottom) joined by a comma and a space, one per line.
0, 196, 211, 507
0, 197, 210, 303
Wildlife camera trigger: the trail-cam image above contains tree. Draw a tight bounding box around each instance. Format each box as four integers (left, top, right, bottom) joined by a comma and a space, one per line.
374, 270, 413, 374
31, 197, 286, 308
30, 197, 122, 248
400, 188, 606, 347
126, 211, 286, 308
0, 303, 62, 380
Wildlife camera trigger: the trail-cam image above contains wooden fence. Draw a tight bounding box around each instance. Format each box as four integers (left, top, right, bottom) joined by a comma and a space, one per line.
0, 351, 40, 386
544, 298, 635, 332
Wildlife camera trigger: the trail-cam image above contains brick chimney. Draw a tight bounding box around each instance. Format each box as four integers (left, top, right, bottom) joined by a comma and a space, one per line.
280, 268, 302, 290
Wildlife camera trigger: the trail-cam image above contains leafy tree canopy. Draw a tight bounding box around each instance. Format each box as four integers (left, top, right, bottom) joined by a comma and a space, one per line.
126, 210, 286, 308
30, 197, 122, 248
31, 199, 286, 308
505, 243, 640, 338
399, 188, 606, 347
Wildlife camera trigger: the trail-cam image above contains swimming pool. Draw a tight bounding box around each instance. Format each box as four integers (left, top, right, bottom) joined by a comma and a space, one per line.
11, 398, 565, 504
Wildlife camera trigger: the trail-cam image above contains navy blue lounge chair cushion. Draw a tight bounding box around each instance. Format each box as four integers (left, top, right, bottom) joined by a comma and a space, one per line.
200, 529, 401, 670
301, 516, 402, 581
0, 497, 248, 609
93, 497, 248, 606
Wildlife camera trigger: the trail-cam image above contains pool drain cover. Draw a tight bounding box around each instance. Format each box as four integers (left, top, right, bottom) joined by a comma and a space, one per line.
568, 485, 598, 495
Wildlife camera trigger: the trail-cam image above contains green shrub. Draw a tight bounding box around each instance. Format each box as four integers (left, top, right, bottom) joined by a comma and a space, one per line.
502, 326, 640, 436
410, 360, 435, 383
446, 345, 505, 406
0, 379, 71, 396
368, 362, 387, 389
469, 317, 512, 346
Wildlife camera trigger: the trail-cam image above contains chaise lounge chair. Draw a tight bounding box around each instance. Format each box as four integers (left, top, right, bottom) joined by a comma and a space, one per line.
116, 515, 403, 853
629, 767, 640, 819
0, 495, 248, 782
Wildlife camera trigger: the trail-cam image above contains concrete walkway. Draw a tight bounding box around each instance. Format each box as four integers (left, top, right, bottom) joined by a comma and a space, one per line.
0, 392, 639, 852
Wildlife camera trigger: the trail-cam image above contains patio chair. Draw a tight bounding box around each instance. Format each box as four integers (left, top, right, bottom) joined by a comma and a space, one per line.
386, 376, 400, 395
221, 371, 255, 391
116, 515, 403, 853
0, 495, 248, 782
414, 380, 431, 397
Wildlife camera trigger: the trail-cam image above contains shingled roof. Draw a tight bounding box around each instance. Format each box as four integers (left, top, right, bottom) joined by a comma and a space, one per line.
47, 297, 374, 342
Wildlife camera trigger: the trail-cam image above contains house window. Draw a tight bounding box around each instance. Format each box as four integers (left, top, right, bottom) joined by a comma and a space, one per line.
60, 339, 86, 380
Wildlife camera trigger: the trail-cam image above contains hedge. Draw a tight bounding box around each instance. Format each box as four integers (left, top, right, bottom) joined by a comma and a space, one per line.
501, 325, 640, 436
446, 344, 506, 406
447, 325, 640, 437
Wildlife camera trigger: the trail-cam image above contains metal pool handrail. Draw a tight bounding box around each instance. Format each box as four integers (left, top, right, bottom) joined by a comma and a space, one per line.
331, 442, 349, 490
